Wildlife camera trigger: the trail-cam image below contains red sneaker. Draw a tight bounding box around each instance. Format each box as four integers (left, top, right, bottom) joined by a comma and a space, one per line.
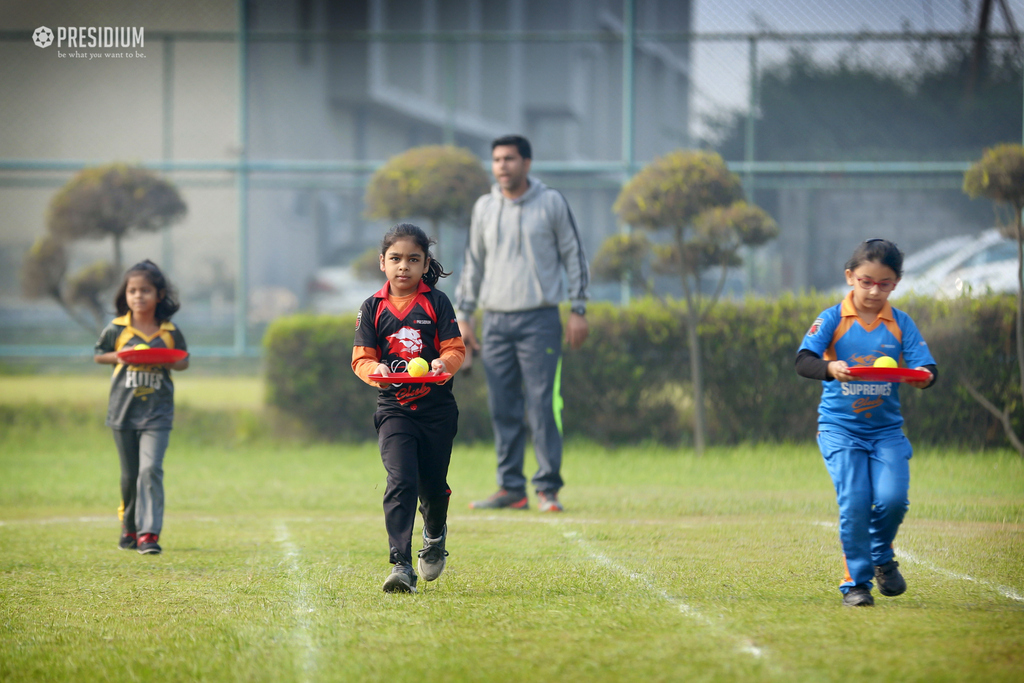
469, 488, 529, 510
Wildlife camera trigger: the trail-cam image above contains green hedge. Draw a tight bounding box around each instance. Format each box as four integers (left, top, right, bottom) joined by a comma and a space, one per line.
263, 294, 1021, 447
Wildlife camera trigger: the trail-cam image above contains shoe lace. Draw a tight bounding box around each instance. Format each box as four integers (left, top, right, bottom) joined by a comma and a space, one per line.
139, 533, 158, 544
418, 543, 449, 562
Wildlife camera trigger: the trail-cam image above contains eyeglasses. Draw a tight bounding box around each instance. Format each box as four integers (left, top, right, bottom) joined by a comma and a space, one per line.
856, 276, 896, 292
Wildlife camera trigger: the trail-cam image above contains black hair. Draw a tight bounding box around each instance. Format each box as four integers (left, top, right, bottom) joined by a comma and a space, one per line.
845, 238, 904, 278
380, 223, 450, 287
114, 259, 181, 320
491, 134, 532, 160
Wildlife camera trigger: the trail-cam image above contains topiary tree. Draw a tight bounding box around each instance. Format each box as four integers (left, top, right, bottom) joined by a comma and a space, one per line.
21, 163, 187, 332
351, 245, 385, 282
364, 145, 490, 269
612, 150, 778, 454
963, 143, 1024, 456
592, 232, 655, 297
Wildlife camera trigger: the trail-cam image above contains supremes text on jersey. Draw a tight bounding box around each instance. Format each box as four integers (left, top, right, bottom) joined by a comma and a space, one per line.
841, 382, 892, 396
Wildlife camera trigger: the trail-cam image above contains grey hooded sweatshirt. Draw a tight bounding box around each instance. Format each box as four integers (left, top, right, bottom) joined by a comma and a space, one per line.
455, 176, 589, 318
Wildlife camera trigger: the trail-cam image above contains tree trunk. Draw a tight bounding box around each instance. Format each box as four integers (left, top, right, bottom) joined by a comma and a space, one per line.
685, 302, 706, 456
1015, 209, 1023, 407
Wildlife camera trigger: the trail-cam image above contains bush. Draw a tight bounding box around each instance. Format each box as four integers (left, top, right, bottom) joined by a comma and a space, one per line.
263, 314, 494, 442
264, 294, 1021, 448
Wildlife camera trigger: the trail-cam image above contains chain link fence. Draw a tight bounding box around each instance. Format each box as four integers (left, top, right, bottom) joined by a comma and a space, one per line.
1, 0, 1021, 357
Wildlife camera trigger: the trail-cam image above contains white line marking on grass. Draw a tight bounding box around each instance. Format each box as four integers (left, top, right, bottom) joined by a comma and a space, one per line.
810, 521, 1024, 603
897, 547, 1024, 603
275, 522, 318, 682
561, 530, 765, 660
0, 515, 112, 526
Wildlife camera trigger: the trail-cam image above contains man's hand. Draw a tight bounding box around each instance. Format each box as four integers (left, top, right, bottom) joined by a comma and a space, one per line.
458, 319, 481, 370
566, 312, 589, 350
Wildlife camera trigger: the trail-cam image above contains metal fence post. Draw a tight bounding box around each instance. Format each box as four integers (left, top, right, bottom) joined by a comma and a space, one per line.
236, 0, 250, 355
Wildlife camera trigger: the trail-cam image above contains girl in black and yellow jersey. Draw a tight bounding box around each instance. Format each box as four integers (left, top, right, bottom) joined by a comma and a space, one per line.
94, 260, 188, 555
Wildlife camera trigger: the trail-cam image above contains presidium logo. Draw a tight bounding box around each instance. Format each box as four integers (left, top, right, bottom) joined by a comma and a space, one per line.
32, 27, 53, 48
32, 25, 145, 58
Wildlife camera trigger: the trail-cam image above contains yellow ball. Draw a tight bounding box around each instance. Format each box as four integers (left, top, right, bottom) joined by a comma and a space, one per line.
407, 357, 430, 377
134, 343, 150, 350
873, 355, 897, 368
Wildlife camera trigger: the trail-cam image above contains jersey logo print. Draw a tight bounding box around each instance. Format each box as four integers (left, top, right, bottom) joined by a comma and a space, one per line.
849, 353, 877, 367
807, 317, 824, 336
852, 396, 884, 418
396, 384, 430, 406
386, 326, 424, 360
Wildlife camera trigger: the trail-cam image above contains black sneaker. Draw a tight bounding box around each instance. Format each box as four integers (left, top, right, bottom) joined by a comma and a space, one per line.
469, 488, 528, 510
874, 559, 907, 597
842, 585, 874, 607
119, 530, 137, 550
382, 563, 418, 593
417, 526, 449, 582
137, 533, 162, 555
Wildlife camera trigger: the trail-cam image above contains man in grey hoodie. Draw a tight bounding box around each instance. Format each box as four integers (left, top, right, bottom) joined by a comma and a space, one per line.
456, 135, 590, 512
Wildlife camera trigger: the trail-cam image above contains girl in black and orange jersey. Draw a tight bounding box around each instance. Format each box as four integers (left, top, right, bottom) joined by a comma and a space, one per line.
352, 224, 465, 593
94, 260, 189, 556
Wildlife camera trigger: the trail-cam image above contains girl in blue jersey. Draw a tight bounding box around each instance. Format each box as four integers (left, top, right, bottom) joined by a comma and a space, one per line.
796, 238, 937, 607
94, 260, 189, 555
352, 224, 466, 593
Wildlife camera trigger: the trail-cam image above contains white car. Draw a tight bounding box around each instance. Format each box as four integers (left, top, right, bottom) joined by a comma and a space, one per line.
890, 233, 978, 298
937, 235, 1019, 298
891, 229, 1017, 299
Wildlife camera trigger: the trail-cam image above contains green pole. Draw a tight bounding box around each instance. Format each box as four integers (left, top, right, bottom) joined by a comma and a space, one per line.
235, 0, 249, 355
745, 36, 758, 200
620, 0, 635, 307
161, 36, 174, 276
443, 40, 456, 145
622, 0, 635, 174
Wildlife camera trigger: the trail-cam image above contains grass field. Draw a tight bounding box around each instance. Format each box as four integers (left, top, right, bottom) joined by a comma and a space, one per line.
1, 376, 1022, 682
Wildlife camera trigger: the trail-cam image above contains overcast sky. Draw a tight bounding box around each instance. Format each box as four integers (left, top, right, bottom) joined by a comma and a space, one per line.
689, 0, 1024, 139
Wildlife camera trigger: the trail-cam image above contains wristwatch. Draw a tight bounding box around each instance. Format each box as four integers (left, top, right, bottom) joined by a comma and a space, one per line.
570, 304, 586, 316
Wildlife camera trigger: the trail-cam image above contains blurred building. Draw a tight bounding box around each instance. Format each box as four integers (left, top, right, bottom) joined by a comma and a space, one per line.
244, 0, 693, 303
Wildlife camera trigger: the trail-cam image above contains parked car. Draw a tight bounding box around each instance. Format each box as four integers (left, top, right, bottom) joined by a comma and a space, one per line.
890, 229, 1016, 299
936, 234, 1019, 298
890, 233, 978, 298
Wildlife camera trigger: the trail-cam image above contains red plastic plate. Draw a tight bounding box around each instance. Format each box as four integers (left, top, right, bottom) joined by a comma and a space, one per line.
848, 367, 930, 383
117, 348, 188, 365
369, 372, 452, 384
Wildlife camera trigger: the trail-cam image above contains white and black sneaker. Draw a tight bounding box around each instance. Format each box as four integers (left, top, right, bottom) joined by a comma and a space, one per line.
382, 563, 418, 593
417, 526, 449, 582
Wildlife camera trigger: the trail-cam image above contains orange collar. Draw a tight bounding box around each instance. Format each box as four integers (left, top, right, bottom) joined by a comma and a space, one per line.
840, 289, 894, 322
